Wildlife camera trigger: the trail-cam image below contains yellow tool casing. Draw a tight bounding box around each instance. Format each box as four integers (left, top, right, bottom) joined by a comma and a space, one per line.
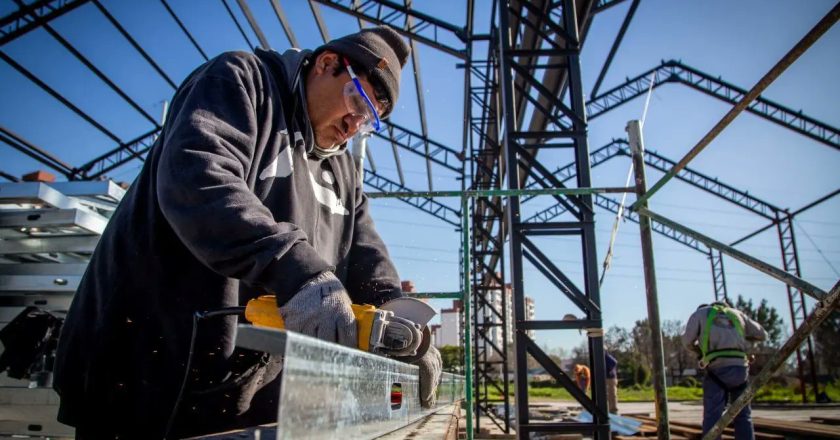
244, 295, 379, 352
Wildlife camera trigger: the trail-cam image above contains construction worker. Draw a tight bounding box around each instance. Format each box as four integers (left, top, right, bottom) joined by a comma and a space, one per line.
574, 364, 591, 393
681, 301, 767, 440
53, 26, 441, 439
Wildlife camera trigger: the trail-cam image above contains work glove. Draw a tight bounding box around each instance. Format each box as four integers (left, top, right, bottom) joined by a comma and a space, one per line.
412, 345, 442, 408
279, 271, 358, 348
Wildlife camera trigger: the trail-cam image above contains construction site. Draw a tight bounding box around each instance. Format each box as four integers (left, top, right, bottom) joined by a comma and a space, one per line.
0, 1, 839, 439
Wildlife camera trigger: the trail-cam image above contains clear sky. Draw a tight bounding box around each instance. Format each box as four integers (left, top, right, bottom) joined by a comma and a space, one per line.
1, 0, 838, 352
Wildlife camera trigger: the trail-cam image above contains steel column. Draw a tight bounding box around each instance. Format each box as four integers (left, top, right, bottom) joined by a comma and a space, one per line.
627, 120, 670, 439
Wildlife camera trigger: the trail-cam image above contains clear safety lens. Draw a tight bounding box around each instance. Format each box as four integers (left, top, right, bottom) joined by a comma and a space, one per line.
342, 80, 381, 133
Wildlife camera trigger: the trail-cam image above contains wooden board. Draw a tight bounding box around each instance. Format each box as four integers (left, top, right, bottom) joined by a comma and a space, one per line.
753, 417, 840, 439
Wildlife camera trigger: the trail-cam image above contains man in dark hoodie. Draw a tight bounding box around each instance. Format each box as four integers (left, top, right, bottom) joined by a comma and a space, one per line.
53, 26, 442, 439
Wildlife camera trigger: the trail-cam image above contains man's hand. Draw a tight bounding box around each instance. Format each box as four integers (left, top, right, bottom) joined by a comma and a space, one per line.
412, 345, 442, 408
279, 271, 357, 348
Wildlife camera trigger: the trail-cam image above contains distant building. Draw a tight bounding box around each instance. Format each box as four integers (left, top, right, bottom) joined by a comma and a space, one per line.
435, 300, 462, 347
434, 284, 535, 349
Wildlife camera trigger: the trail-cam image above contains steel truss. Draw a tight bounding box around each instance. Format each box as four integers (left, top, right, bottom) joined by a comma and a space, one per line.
585, 60, 840, 150
498, 0, 610, 437
528, 139, 820, 401
2, 1, 837, 437
466, 0, 511, 433
0, 0, 89, 45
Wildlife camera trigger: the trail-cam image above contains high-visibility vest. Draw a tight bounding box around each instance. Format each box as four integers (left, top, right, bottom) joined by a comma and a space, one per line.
700, 305, 747, 366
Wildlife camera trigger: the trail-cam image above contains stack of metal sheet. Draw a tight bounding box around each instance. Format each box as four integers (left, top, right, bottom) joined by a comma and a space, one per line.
0, 181, 123, 321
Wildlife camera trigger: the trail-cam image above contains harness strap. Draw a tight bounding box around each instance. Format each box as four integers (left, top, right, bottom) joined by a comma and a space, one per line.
700, 305, 747, 366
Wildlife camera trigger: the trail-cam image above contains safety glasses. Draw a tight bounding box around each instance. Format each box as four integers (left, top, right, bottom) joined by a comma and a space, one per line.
342, 58, 382, 134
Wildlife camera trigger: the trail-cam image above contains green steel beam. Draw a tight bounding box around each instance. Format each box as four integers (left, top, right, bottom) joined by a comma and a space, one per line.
367, 186, 632, 199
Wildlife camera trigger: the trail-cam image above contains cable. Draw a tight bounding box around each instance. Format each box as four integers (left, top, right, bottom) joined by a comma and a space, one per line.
163, 306, 245, 439
600, 162, 634, 287
795, 220, 840, 277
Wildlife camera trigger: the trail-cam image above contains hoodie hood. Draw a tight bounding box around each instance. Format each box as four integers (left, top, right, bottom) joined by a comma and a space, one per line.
256, 48, 348, 159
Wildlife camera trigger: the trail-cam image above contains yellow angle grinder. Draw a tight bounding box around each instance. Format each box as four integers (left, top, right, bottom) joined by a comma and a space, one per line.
245, 296, 436, 362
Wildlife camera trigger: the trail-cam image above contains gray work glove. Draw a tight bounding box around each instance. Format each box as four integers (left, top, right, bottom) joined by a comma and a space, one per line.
413, 345, 442, 408
279, 271, 358, 348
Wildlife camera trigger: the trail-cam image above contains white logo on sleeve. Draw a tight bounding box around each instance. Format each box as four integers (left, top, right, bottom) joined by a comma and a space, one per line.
259, 130, 294, 180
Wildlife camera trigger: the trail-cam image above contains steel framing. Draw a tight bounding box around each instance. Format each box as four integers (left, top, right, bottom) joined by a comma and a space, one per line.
499, 0, 609, 437
2, 1, 839, 438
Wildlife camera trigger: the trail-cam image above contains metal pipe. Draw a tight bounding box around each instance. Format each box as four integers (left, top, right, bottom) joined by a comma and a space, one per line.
220, 0, 254, 50
702, 280, 840, 440
11, 0, 160, 127
91, 0, 177, 89
235, 0, 270, 50
632, 2, 840, 209
159, 0, 208, 60
791, 188, 840, 217
590, 0, 640, 99
627, 120, 670, 440
461, 195, 474, 440
268, 0, 299, 48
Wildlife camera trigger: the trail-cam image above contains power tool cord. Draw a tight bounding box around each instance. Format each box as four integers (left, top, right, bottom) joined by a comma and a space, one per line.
163, 306, 246, 440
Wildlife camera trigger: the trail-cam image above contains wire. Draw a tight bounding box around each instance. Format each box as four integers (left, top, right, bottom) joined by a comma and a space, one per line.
163, 306, 245, 439
600, 162, 635, 287
795, 220, 840, 277
640, 70, 657, 128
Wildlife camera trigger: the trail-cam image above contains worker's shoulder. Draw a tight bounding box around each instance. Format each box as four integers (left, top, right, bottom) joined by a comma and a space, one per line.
197, 51, 265, 82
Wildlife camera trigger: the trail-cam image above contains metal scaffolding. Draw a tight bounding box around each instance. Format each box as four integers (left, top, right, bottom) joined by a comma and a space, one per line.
1, 1, 839, 439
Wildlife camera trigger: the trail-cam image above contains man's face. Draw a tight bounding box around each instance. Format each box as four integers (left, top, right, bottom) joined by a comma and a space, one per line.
305, 51, 384, 150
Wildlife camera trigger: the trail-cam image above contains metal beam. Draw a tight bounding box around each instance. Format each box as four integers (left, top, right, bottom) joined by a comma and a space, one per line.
220, 0, 254, 50
375, 122, 464, 173
404, 0, 433, 191
268, 0, 299, 48
160, 0, 208, 60
0, 50, 124, 145
0, 0, 88, 45
636, 206, 828, 301
635, 3, 840, 207
235, 0, 271, 49
0, 125, 77, 179
308, 0, 331, 43
589, 0, 639, 98
91, 0, 177, 89
312, 0, 467, 59
12, 0, 160, 127
586, 60, 840, 150
363, 170, 460, 226
78, 128, 160, 180
235, 325, 465, 438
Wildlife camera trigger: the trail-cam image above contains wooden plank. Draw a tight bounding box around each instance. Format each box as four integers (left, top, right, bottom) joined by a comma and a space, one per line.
753, 417, 840, 438
811, 415, 840, 425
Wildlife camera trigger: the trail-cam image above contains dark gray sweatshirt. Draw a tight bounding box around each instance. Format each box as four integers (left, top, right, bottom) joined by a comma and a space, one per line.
53, 48, 401, 438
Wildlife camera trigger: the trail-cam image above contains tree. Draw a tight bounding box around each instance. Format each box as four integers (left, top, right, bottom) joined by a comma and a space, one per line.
813, 310, 840, 377
733, 295, 785, 348
439, 345, 463, 373
662, 320, 695, 384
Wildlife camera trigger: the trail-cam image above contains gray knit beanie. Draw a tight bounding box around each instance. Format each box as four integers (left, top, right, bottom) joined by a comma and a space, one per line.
320, 25, 410, 118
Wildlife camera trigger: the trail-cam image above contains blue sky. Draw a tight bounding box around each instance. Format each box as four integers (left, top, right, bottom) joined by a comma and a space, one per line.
1, 0, 838, 352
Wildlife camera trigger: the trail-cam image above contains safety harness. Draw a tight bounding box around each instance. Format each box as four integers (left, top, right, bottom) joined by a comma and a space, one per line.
699, 304, 747, 368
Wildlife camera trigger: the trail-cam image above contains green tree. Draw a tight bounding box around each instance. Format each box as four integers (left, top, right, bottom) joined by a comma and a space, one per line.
813, 310, 840, 377
439, 345, 463, 373
662, 319, 695, 384
733, 295, 785, 348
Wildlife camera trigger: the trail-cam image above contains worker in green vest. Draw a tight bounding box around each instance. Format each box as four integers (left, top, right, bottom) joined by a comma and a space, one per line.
681, 300, 767, 440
